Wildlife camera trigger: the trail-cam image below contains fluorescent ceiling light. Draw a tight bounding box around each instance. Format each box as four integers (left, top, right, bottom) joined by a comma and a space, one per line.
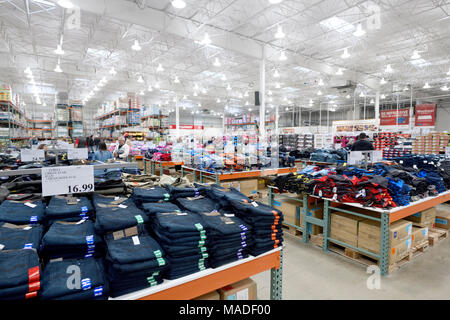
171, 0, 186, 9
24, 67, 32, 74
54, 64, 63, 73
447, 68, 450, 76
139, 90, 145, 96
221, 74, 227, 81
193, 92, 198, 96
380, 77, 387, 85
423, 82, 430, 89
370, 99, 374, 104
336, 68, 343, 75
226, 84, 231, 91
244, 91, 249, 97
341, 48, 350, 59
154, 82, 160, 89
353, 23, 366, 37
318, 79, 324, 86
193, 83, 199, 90
403, 85, 409, 91
385, 64, 393, 73
174, 76, 180, 83
346, 94, 351, 99
274, 25, 285, 39
54, 44, 65, 55
279, 51, 287, 61
409, 59, 430, 67
441, 84, 449, 91
273, 69, 280, 78
268, 90, 273, 96
320, 16, 355, 33
317, 90, 322, 96
269, 0, 283, 4
132, 40, 142, 51
213, 58, 221, 67
201, 33, 212, 45
137, 75, 144, 83
94, 86, 99, 91
411, 50, 421, 60
57, 0, 73, 9
148, 85, 153, 92
109, 67, 117, 75
156, 64, 164, 72
359, 92, 365, 97
381, 94, 386, 99
217, 98, 221, 103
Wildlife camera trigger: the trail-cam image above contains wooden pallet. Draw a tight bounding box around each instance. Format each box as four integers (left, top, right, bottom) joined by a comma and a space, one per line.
411, 240, 429, 259
310, 233, 323, 247
428, 228, 449, 246
328, 241, 412, 274
282, 223, 302, 237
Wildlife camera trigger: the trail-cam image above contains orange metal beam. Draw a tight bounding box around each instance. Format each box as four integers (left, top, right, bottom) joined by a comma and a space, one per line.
219, 171, 261, 181
137, 251, 280, 300
389, 192, 450, 223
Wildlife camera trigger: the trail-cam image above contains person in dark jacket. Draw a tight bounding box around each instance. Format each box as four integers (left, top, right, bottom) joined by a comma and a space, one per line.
351, 133, 375, 151
75, 136, 88, 149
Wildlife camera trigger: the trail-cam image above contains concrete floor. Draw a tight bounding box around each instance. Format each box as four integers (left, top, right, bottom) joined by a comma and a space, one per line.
250, 231, 450, 299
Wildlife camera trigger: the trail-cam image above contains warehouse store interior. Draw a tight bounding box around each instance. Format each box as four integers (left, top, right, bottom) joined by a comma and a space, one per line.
0, 0, 450, 302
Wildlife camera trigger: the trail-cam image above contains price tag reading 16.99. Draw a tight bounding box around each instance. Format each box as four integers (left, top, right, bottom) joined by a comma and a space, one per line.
68, 184, 94, 194
42, 166, 95, 197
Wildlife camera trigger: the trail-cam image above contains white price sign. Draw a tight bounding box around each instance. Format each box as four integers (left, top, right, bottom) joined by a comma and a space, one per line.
42, 165, 94, 197
67, 148, 88, 160
20, 149, 45, 162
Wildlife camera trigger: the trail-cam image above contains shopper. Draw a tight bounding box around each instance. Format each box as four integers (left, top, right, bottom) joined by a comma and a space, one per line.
93, 136, 101, 151
93, 142, 114, 162
351, 133, 375, 151
74, 136, 88, 149
113, 137, 130, 161
37, 144, 47, 151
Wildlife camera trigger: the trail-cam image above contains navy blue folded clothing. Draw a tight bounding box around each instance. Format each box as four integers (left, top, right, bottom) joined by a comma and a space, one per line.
206, 185, 250, 207
198, 211, 252, 236
142, 202, 181, 216
0, 200, 45, 224
0, 249, 41, 289
44, 196, 94, 223
0, 282, 39, 299
132, 187, 171, 205
92, 194, 135, 209
104, 231, 165, 265
41, 220, 103, 259
153, 211, 207, 233
41, 258, 107, 300
0, 223, 43, 251
176, 197, 220, 214
166, 186, 207, 199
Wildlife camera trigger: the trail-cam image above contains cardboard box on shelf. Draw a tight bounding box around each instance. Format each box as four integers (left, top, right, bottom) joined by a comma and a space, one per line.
435, 209, 450, 230
411, 227, 428, 247
219, 278, 257, 300
238, 179, 259, 197
389, 237, 412, 264
193, 290, 220, 300
273, 198, 301, 226
330, 211, 365, 247
405, 208, 436, 228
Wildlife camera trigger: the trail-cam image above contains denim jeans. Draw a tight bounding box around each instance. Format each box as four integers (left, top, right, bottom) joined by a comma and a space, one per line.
176, 197, 220, 214
166, 186, 207, 199
104, 231, 165, 265
44, 196, 94, 225
152, 211, 207, 233
142, 202, 181, 216
0, 249, 41, 289
41, 220, 103, 259
40, 258, 107, 300
0, 281, 40, 299
132, 187, 171, 205
0, 200, 45, 224
0, 223, 43, 251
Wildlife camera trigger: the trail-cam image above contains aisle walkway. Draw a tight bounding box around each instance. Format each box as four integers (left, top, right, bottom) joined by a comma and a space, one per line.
251, 231, 450, 299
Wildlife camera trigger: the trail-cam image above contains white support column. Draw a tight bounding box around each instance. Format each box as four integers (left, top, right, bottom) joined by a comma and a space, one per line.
319, 103, 322, 132
375, 91, 380, 125
175, 95, 180, 138
409, 87, 414, 130
260, 45, 266, 138
275, 105, 279, 135
396, 94, 399, 128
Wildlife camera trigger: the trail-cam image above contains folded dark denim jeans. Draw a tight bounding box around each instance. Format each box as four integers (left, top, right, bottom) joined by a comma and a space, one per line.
198, 211, 252, 236
166, 186, 207, 199
45, 196, 94, 222
41, 258, 107, 300
132, 187, 171, 204
0, 200, 45, 224
108, 259, 167, 274
153, 211, 207, 233
0, 223, 43, 251
206, 185, 250, 206
176, 197, 220, 214
0, 249, 41, 289
0, 281, 40, 299
142, 202, 181, 216
104, 232, 165, 265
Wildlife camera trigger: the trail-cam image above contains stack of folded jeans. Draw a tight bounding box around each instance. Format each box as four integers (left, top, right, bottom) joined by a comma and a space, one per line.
44, 196, 94, 226
198, 211, 252, 268
104, 226, 168, 297
0, 223, 43, 251
131, 186, 171, 208
166, 185, 207, 200
41, 258, 108, 300
0, 200, 45, 225
92, 194, 148, 234
205, 184, 250, 211
142, 202, 181, 217
231, 200, 284, 256
41, 219, 104, 260
0, 249, 41, 300
176, 196, 220, 214
94, 178, 126, 195
151, 211, 209, 280
121, 173, 160, 193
